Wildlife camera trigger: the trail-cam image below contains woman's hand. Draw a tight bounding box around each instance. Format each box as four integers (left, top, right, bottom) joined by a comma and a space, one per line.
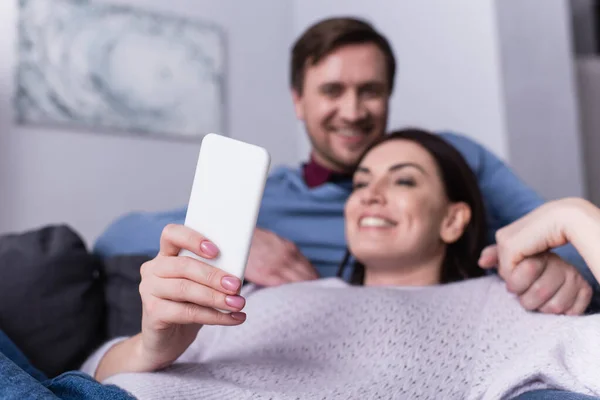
479, 198, 600, 314
95, 224, 246, 381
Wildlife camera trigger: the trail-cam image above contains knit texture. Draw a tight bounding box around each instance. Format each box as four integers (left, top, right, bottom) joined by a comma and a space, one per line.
82, 276, 600, 399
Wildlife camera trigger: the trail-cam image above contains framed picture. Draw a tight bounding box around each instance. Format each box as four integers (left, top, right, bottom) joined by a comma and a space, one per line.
15, 0, 226, 140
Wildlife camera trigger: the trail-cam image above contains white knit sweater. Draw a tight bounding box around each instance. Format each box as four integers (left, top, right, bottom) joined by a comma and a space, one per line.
81, 276, 600, 399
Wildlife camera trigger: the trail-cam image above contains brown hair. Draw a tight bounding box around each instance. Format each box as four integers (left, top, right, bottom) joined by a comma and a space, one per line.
290, 17, 396, 95
337, 128, 488, 285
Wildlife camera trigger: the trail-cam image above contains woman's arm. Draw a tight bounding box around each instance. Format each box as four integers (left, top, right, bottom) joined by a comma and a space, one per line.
89, 224, 247, 382
561, 198, 600, 280
490, 197, 600, 288
93, 334, 152, 381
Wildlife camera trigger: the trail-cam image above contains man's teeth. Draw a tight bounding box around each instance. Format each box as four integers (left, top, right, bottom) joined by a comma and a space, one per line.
359, 217, 395, 227
337, 130, 361, 137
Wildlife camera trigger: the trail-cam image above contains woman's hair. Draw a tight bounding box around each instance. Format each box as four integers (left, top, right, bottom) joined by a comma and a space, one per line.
337, 128, 488, 285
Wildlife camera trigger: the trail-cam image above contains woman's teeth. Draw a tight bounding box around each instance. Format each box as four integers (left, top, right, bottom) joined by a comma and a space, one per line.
359, 217, 395, 227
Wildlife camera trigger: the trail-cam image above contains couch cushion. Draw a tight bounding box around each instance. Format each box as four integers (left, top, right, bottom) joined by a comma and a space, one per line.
102, 255, 149, 338
0, 225, 105, 377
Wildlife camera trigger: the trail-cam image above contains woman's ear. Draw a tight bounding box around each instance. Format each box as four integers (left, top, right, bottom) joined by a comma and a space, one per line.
440, 202, 472, 244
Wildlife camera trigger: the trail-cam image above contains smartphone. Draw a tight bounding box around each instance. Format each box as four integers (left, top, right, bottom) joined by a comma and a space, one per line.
179, 133, 271, 283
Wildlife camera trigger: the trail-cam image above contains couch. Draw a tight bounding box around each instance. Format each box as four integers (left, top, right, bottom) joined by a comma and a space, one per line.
0, 224, 149, 378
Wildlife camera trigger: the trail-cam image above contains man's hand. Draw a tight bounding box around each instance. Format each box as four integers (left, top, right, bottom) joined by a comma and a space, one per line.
479, 245, 592, 315
244, 228, 319, 287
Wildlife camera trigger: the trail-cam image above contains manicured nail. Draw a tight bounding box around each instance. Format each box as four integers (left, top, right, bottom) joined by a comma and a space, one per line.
230, 312, 246, 321
225, 295, 245, 309
200, 240, 219, 257
221, 276, 241, 291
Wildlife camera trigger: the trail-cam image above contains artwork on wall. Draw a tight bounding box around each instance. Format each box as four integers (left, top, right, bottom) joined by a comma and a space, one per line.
15, 0, 226, 140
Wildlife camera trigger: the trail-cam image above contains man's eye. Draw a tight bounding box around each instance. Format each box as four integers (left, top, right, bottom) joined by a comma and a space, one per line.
321, 85, 342, 97
360, 86, 385, 99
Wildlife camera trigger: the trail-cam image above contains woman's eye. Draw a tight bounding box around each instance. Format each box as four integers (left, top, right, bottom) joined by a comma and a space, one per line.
395, 178, 415, 186
352, 182, 367, 190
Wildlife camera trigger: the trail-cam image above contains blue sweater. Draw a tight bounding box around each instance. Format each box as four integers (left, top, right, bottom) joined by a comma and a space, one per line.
94, 132, 598, 292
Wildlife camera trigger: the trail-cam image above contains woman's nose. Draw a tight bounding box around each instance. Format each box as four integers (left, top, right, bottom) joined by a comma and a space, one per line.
361, 183, 386, 205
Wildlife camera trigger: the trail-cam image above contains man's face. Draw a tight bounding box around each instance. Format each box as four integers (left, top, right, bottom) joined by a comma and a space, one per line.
292, 43, 390, 172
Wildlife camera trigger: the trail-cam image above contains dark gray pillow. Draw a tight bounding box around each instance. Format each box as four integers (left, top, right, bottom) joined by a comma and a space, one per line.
0, 225, 106, 377
102, 255, 150, 338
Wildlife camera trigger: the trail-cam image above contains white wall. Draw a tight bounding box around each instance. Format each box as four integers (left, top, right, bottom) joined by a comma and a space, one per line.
496, 0, 586, 200
293, 0, 510, 162
0, 0, 298, 245
576, 58, 600, 205
0, 0, 586, 245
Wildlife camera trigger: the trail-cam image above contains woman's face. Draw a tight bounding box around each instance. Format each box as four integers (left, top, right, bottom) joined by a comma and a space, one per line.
345, 139, 469, 269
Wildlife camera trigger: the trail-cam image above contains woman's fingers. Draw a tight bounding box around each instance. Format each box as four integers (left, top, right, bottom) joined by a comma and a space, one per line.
147, 297, 246, 326
150, 278, 246, 312
478, 245, 499, 270
159, 224, 219, 259
142, 224, 247, 328
141, 256, 242, 296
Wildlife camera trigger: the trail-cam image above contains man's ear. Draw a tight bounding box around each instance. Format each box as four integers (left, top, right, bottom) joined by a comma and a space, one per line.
291, 88, 305, 120
440, 202, 472, 244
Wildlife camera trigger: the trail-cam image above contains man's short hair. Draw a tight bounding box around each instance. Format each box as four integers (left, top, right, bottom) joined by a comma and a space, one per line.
290, 17, 396, 95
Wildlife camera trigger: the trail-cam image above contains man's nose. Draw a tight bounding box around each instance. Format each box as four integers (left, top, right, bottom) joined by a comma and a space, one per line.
338, 92, 367, 122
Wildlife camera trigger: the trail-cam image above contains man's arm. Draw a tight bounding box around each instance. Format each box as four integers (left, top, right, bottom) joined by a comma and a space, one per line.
439, 131, 599, 295
93, 208, 187, 258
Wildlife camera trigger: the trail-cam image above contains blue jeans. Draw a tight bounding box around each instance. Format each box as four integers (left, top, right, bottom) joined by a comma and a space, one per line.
0, 330, 135, 399
0, 331, 598, 400
514, 390, 600, 400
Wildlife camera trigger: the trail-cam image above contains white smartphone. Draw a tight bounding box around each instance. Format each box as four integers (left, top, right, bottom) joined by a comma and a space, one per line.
179, 133, 271, 284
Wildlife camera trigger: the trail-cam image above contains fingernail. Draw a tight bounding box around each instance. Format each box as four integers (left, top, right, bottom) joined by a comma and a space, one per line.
221, 276, 241, 291
225, 295, 245, 309
230, 312, 246, 321
200, 241, 219, 257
